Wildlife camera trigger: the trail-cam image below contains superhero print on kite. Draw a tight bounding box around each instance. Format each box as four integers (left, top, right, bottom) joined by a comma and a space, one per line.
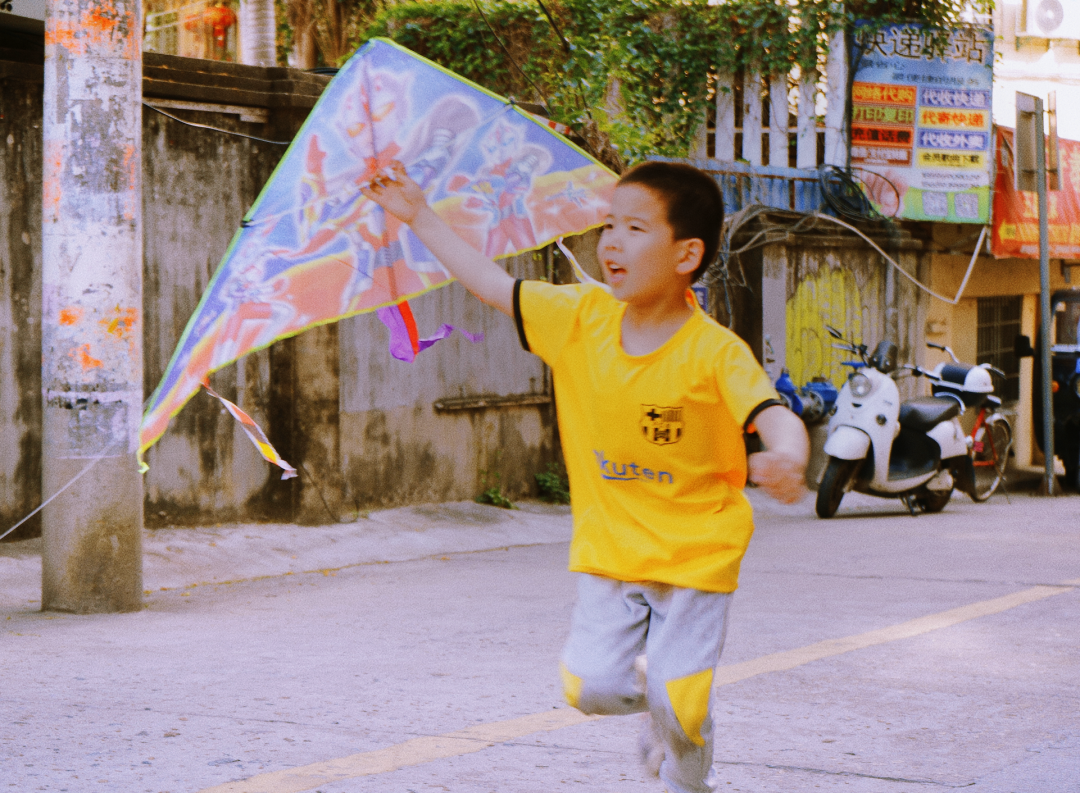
139, 38, 618, 475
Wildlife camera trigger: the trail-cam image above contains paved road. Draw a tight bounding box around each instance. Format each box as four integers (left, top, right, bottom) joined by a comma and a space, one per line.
2, 490, 1078, 793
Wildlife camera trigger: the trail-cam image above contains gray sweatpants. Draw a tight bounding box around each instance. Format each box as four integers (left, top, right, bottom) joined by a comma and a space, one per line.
560, 574, 732, 793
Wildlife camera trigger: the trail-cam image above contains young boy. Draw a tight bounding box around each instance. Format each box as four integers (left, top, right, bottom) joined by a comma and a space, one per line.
363, 160, 809, 793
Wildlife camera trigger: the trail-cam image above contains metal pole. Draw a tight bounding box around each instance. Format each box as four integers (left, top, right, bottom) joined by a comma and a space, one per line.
41, 0, 144, 612
1034, 97, 1057, 496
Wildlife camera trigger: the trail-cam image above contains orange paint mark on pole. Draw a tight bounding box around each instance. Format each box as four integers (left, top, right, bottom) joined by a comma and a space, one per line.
101, 306, 139, 339
71, 343, 104, 370
42, 141, 64, 218
59, 307, 84, 326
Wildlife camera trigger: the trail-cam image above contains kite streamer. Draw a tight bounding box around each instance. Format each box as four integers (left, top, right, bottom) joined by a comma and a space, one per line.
203, 382, 298, 480
138, 38, 617, 469
376, 300, 484, 363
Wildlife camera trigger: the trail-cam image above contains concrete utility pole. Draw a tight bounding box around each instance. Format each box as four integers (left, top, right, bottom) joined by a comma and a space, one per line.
41, 0, 145, 612
240, 0, 278, 67
1016, 92, 1057, 496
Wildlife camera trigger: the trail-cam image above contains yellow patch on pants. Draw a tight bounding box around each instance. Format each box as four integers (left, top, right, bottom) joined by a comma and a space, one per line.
665, 668, 713, 746
559, 662, 583, 709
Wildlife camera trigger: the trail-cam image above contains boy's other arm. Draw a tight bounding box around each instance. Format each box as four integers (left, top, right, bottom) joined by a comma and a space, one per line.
748, 405, 810, 504
361, 163, 516, 317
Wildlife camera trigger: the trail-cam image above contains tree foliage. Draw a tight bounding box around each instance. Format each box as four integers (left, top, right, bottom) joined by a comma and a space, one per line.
346, 0, 992, 164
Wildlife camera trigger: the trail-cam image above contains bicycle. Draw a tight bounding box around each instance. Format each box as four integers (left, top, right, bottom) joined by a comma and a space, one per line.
969, 400, 1012, 501
923, 343, 1012, 502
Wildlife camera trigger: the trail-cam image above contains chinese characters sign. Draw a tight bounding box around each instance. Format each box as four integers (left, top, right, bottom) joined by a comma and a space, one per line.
992, 127, 1080, 259
851, 23, 993, 223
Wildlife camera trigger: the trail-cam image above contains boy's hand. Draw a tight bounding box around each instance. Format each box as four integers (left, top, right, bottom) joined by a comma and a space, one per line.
360, 162, 428, 225
748, 450, 807, 504
358, 160, 516, 317
748, 405, 810, 504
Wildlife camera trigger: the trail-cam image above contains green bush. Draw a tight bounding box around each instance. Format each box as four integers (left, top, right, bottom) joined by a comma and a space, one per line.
536, 462, 570, 505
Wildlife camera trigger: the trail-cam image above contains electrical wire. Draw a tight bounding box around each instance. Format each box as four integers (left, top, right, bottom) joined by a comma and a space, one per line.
812, 214, 989, 306
470, 0, 551, 107
819, 164, 884, 222
704, 201, 990, 329
144, 103, 292, 146
531, 0, 599, 132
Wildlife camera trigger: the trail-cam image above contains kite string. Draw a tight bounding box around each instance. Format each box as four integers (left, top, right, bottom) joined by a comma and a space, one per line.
0, 439, 122, 543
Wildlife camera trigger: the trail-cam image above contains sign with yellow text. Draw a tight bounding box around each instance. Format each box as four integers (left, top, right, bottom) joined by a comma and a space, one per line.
851, 22, 993, 222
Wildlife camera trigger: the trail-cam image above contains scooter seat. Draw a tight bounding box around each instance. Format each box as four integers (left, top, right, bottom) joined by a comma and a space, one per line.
898, 397, 960, 433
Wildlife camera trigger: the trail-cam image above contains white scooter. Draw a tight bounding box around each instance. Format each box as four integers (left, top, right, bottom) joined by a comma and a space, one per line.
815, 327, 993, 518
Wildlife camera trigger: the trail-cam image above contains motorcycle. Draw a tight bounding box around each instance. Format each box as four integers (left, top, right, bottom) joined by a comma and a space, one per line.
1017, 288, 1080, 490
815, 326, 1000, 518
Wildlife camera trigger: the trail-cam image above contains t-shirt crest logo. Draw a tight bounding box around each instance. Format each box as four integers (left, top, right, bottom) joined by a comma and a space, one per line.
640, 405, 683, 445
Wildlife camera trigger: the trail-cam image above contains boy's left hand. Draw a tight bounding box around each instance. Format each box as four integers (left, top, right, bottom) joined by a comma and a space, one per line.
748, 451, 808, 504
748, 405, 810, 504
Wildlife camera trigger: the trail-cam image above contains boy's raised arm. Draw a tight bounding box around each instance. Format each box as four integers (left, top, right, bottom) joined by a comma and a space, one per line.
361, 162, 516, 317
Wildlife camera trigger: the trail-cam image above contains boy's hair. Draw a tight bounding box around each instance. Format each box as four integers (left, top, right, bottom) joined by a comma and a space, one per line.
618, 161, 723, 282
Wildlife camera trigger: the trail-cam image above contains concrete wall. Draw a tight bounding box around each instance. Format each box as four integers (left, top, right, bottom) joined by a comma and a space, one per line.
0, 57, 44, 539
746, 225, 927, 484
1, 50, 561, 537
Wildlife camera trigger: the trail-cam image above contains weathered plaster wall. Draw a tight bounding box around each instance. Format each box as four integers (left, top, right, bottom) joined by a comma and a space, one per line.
753, 228, 926, 484
925, 250, 1070, 469
339, 256, 556, 514
0, 65, 44, 539
1, 53, 561, 536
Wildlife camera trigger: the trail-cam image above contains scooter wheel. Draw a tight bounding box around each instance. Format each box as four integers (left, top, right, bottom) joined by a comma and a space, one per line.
816, 457, 859, 518
913, 487, 952, 513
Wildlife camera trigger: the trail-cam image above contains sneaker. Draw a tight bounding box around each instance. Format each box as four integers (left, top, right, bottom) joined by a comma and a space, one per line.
637, 712, 664, 778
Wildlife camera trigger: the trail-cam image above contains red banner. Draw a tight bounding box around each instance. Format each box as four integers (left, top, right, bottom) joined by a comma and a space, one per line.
992, 126, 1080, 259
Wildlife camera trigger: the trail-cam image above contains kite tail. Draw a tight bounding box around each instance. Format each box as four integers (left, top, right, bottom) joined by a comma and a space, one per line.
203, 381, 298, 480
376, 300, 484, 363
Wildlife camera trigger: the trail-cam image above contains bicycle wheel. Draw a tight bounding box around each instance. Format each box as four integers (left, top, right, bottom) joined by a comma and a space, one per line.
970, 417, 1011, 502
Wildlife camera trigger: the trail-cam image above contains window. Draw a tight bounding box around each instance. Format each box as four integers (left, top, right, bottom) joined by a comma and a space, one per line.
976, 296, 1022, 401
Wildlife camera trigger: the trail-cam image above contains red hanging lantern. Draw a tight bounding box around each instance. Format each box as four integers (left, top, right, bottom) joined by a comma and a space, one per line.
202, 3, 237, 48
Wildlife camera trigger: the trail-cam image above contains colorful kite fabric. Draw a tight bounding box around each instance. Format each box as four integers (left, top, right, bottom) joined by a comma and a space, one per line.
138, 37, 618, 462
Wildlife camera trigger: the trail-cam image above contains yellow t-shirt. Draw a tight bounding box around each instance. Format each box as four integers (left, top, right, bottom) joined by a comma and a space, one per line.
516, 280, 781, 593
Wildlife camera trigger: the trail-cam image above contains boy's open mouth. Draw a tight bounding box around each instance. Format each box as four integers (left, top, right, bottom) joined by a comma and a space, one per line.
604, 261, 625, 284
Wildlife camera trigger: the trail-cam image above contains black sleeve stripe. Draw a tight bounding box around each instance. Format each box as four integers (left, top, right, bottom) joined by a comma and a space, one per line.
513, 279, 530, 352
744, 398, 786, 433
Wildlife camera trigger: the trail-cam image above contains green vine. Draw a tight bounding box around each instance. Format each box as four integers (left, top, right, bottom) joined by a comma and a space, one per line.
357, 0, 991, 164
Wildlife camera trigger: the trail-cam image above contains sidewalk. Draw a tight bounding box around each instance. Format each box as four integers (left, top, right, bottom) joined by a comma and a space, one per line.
0, 500, 573, 611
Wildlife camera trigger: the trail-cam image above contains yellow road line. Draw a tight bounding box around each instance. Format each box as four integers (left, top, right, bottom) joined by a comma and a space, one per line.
197, 709, 600, 793
197, 581, 1076, 793
713, 583, 1072, 686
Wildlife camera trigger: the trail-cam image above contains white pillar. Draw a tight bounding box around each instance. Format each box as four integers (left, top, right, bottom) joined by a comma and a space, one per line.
42, 0, 144, 612
715, 72, 736, 162
240, 0, 278, 67
743, 71, 764, 165
824, 29, 849, 167
797, 69, 819, 169
769, 74, 789, 168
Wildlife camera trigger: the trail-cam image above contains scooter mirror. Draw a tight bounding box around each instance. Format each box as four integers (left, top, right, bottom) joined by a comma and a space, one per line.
826, 326, 843, 340
869, 340, 898, 373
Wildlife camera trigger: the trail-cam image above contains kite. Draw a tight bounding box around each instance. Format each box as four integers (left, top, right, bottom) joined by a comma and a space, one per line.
138, 37, 618, 474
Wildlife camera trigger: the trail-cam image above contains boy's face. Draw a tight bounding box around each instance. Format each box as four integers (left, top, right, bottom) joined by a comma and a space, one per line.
598, 184, 702, 306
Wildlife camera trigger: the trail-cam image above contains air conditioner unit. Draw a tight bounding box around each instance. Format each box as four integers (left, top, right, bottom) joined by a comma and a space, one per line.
1025, 0, 1080, 40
